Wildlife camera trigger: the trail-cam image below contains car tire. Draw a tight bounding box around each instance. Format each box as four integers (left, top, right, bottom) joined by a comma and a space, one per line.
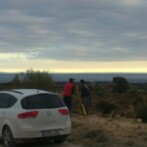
54, 138, 66, 143
3, 126, 17, 147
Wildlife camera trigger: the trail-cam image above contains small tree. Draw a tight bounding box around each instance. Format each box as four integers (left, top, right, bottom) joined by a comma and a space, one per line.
112, 77, 129, 94
11, 69, 57, 91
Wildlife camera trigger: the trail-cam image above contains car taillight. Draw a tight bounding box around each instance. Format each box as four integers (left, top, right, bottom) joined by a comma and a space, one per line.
17, 111, 39, 119
58, 109, 69, 116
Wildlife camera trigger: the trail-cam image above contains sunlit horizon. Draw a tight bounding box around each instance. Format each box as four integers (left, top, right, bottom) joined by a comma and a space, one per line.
1, 69, 147, 74
0, 60, 147, 74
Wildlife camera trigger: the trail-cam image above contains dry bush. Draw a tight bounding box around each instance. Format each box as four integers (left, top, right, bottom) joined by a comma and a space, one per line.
84, 129, 109, 142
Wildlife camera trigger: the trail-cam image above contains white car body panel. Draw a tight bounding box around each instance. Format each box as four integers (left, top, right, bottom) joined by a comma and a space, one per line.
0, 89, 71, 141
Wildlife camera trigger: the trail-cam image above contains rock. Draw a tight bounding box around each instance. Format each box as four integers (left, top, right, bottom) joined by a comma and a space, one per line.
115, 114, 121, 120
136, 119, 142, 123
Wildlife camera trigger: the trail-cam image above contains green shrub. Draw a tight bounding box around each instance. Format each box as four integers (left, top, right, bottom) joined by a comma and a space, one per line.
11, 69, 57, 91
92, 85, 106, 97
136, 104, 147, 123
112, 77, 129, 93
96, 100, 117, 114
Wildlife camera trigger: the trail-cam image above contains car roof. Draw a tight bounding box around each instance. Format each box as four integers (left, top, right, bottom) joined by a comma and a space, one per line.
0, 89, 55, 99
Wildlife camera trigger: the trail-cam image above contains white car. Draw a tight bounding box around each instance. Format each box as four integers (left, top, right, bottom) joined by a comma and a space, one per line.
0, 89, 71, 147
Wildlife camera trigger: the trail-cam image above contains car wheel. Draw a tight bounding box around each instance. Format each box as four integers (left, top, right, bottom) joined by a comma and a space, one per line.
54, 138, 66, 143
3, 126, 17, 147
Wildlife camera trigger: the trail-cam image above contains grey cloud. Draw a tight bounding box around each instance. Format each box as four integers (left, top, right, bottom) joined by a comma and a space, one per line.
0, 0, 147, 61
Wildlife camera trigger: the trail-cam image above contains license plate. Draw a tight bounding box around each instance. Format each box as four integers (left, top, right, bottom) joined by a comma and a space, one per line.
42, 130, 60, 137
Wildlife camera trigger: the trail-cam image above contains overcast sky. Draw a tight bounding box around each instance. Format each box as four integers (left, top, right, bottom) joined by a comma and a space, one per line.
0, 0, 147, 73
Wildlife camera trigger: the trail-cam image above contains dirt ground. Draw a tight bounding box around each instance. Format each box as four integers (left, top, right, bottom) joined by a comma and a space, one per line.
68, 113, 147, 147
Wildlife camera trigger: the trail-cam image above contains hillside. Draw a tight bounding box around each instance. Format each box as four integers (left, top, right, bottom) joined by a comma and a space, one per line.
59, 79, 147, 146
68, 114, 147, 147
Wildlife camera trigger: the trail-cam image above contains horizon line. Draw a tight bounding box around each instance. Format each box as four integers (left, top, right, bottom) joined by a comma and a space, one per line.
0, 71, 147, 74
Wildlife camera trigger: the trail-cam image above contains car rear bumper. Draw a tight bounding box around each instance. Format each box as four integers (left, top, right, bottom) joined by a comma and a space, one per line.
13, 125, 71, 139
15, 134, 70, 143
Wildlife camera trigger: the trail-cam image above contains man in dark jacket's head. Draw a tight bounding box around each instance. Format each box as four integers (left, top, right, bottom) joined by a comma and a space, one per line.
69, 78, 73, 83
80, 79, 85, 84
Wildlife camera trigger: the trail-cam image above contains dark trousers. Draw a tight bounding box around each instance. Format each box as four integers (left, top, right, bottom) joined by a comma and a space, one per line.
81, 95, 91, 114
63, 96, 72, 112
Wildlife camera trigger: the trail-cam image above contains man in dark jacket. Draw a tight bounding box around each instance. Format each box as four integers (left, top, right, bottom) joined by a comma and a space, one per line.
80, 79, 91, 114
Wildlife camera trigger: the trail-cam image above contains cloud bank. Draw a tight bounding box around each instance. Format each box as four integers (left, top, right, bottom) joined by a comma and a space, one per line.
0, 0, 147, 63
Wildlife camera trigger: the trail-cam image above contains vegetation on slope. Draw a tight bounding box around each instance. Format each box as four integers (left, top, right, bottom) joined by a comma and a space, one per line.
1, 70, 147, 146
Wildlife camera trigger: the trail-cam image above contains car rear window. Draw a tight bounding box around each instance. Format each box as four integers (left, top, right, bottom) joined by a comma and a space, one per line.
21, 93, 65, 109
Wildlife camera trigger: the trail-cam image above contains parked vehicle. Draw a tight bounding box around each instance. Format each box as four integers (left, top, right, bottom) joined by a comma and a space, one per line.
0, 89, 71, 147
